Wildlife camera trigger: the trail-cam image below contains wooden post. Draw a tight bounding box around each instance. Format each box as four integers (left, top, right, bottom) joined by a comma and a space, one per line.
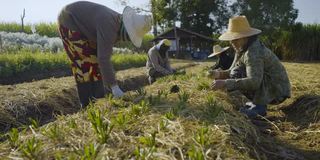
21, 8, 26, 32
174, 25, 180, 58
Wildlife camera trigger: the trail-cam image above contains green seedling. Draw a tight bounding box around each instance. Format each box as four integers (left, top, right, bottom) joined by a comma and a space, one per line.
29, 118, 39, 129
187, 145, 205, 160
87, 109, 114, 143
81, 143, 98, 160
8, 128, 19, 148
178, 91, 189, 104
114, 112, 129, 128
135, 131, 158, 159
130, 100, 149, 117
20, 137, 42, 160
205, 95, 223, 120
194, 126, 209, 147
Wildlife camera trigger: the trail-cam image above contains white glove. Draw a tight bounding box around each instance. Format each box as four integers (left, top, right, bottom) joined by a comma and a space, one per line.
111, 85, 124, 98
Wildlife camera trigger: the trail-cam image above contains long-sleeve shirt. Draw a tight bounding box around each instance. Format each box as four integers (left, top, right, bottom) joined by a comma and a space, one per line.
146, 46, 172, 75
225, 40, 291, 105
58, 1, 120, 86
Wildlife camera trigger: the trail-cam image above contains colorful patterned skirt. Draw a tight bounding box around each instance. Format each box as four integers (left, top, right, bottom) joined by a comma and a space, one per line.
58, 25, 102, 83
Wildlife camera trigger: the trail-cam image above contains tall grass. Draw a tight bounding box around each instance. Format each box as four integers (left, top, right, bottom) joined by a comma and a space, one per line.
0, 51, 147, 78
261, 23, 320, 61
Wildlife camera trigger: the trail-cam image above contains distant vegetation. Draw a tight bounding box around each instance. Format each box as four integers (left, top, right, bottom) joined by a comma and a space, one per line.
0, 51, 147, 80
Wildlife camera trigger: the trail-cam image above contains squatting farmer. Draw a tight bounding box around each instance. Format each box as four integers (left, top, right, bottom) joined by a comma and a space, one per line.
208, 45, 234, 70
211, 16, 291, 118
58, 1, 152, 106
146, 39, 175, 84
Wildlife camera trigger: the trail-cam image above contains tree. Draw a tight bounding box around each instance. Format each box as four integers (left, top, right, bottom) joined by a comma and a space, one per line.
230, 0, 298, 32
178, 0, 230, 36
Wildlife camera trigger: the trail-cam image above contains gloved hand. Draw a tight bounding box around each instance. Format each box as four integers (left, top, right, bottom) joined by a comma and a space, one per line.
111, 85, 124, 98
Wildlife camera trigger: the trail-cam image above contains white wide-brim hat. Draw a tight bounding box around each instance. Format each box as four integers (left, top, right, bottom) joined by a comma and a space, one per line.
123, 6, 152, 48
208, 45, 229, 58
219, 16, 261, 41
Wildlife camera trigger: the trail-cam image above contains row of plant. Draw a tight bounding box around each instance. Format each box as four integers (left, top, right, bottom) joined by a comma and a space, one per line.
0, 31, 136, 54
0, 67, 253, 159
0, 22, 59, 37
0, 51, 147, 78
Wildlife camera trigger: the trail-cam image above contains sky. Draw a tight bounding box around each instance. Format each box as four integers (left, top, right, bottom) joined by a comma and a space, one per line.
0, 0, 319, 24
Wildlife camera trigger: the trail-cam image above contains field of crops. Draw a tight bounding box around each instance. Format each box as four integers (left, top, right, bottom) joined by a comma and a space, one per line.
0, 51, 147, 84
0, 21, 319, 159
0, 60, 319, 159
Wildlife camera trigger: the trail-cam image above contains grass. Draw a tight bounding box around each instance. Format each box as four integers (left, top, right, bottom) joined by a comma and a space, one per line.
0, 51, 147, 79
0, 61, 319, 159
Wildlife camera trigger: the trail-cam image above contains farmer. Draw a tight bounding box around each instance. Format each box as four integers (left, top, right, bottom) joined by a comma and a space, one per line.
208, 45, 234, 70
58, 1, 152, 107
211, 16, 291, 118
146, 39, 175, 84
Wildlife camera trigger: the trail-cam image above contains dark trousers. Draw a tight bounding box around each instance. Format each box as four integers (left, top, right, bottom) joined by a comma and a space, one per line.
76, 80, 107, 107
147, 68, 166, 83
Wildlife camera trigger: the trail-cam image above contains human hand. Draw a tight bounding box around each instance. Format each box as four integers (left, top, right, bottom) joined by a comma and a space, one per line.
111, 85, 124, 98
211, 80, 226, 90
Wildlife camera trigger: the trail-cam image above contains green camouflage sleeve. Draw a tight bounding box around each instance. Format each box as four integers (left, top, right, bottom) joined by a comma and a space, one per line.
225, 50, 264, 91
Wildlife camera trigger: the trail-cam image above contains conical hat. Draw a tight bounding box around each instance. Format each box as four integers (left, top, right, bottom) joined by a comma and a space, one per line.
123, 6, 152, 47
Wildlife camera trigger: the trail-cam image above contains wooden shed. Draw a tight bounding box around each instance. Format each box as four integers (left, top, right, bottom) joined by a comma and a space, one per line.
151, 27, 217, 59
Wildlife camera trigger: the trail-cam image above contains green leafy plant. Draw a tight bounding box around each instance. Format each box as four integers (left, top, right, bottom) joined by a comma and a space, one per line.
194, 126, 209, 147
164, 108, 178, 120
29, 118, 39, 129
135, 131, 158, 159
81, 143, 98, 160
197, 81, 210, 91
20, 137, 42, 160
45, 124, 64, 141
8, 128, 19, 148
114, 112, 130, 128
87, 109, 114, 144
187, 145, 205, 160
205, 95, 223, 120
130, 100, 149, 117
178, 91, 189, 104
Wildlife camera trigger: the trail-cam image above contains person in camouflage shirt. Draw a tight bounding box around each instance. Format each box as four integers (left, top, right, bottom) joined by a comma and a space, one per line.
211, 16, 291, 118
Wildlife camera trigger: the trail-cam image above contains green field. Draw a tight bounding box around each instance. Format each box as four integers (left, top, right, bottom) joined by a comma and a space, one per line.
0, 51, 147, 84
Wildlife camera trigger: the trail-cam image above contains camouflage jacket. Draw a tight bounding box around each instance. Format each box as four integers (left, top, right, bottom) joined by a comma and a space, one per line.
225, 40, 291, 105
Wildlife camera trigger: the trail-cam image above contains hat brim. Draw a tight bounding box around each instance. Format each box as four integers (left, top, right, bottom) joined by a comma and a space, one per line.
219, 28, 261, 41
208, 47, 230, 58
123, 6, 142, 47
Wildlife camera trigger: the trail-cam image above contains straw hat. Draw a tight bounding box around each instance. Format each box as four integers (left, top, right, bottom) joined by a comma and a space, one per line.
208, 45, 229, 58
219, 16, 261, 41
123, 6, 152, 47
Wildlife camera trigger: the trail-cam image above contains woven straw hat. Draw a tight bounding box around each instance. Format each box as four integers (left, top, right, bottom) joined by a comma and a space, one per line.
208, 45, 229, 58
123, 6, 152, 47
219, 16, 261, 41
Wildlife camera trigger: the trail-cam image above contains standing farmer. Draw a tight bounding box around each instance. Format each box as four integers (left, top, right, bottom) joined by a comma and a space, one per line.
211, 16, 291, 118
146, 39, 175, 84
58, 1, 152, 106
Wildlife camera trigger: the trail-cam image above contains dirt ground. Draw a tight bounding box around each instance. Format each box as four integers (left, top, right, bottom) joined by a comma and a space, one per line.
0, 60, 197, 133
0, 60, 319, 159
